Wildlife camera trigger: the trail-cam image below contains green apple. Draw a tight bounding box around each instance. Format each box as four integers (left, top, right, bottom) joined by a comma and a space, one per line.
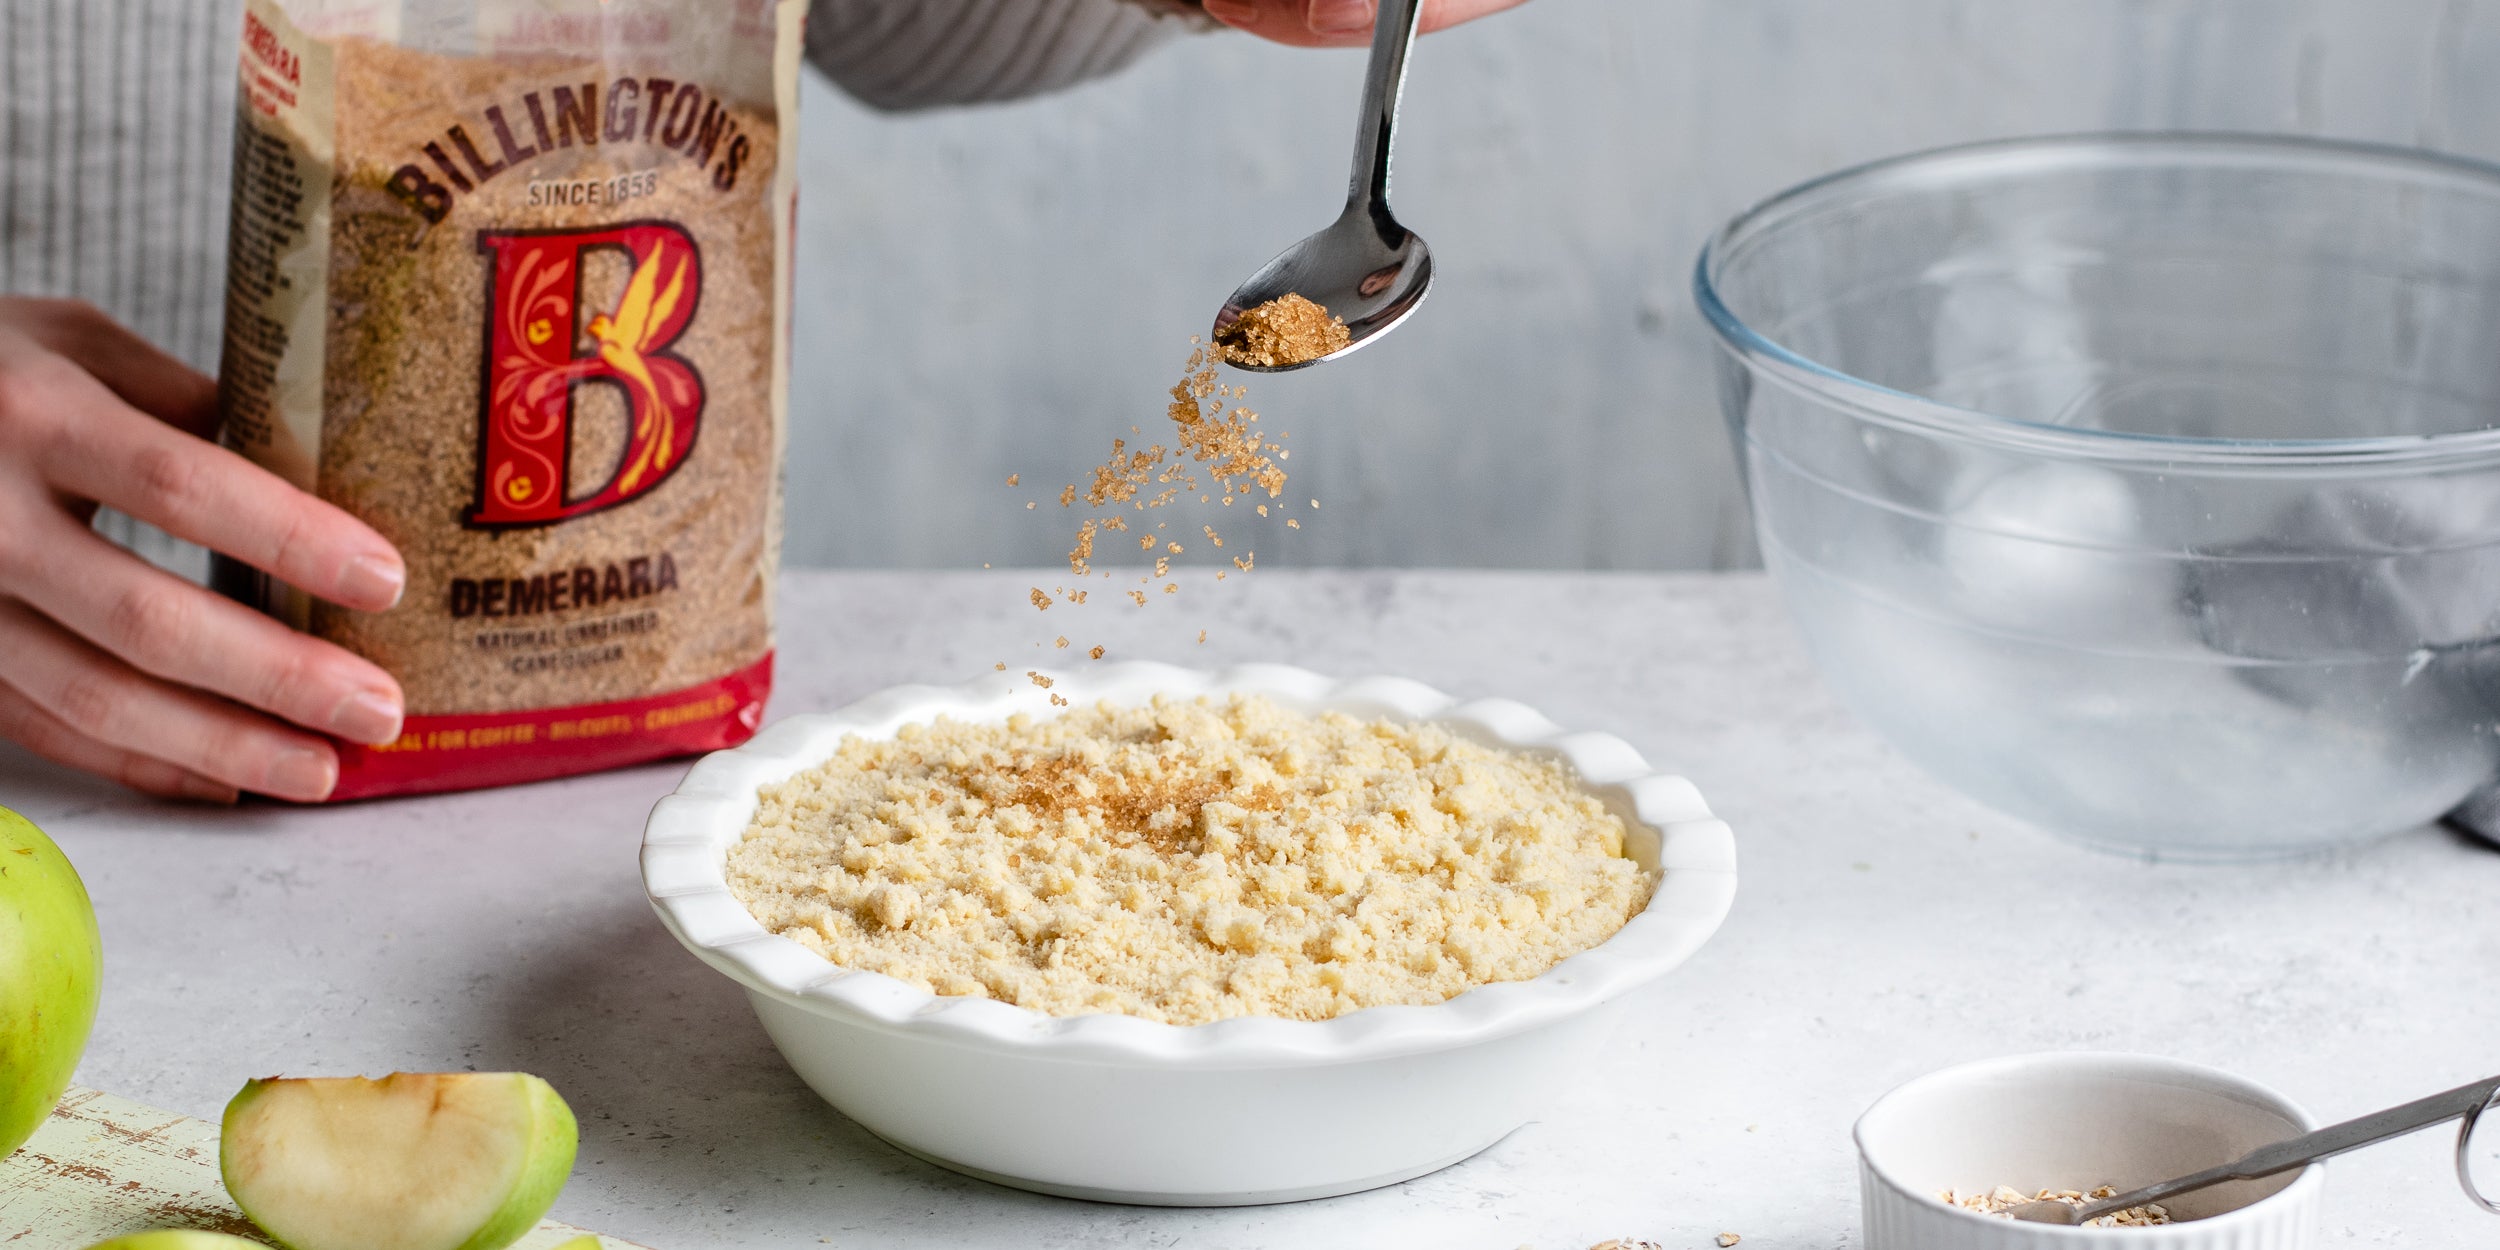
80, 1234, 269, 1250
221, 1073, 578, 1250
0, 803, 102, 1158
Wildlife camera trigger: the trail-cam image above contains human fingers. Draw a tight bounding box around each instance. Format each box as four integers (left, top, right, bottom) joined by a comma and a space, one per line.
1199, 0, 1366, 48
0, 598, 339, 802
0, 515, 403, 745
3, 297, 220, 438
1417, 0, 1530, 34
0, 677, 239, 803
26, 363, 405, 613
1199, 0, 1530, 48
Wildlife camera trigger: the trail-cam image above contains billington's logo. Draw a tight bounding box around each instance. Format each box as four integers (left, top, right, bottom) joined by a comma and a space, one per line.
469, 223, 704, 527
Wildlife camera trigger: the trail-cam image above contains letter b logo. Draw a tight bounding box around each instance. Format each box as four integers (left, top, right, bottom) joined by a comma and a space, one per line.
470, 223, 704, 527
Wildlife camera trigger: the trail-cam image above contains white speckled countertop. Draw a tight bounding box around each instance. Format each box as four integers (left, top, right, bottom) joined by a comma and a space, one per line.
13, 571, 2497, 1249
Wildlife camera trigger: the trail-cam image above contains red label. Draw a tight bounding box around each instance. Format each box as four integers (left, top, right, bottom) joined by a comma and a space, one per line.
325, 654, 772, 802
471, 223, 705, 527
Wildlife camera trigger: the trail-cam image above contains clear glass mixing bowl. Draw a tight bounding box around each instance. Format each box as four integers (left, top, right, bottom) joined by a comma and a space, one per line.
1696, 134, 2500, 859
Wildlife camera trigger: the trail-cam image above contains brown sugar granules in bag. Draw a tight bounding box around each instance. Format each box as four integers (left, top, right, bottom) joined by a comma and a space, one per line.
214, 0, 806, 800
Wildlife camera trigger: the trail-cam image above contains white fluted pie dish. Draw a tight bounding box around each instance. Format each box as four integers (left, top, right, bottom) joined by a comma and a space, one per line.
640, 662, 1738, 1205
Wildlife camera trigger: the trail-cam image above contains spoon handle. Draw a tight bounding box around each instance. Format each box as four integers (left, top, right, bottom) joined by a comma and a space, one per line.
2236, 1075, 2500, 1177
2076, 1074, 2500, 1222
1344, 0, 1426, 214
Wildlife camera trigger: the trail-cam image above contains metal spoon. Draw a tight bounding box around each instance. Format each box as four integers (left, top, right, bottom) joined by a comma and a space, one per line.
2009, 1073, 2500, 1225
1211, 0, 1433, 371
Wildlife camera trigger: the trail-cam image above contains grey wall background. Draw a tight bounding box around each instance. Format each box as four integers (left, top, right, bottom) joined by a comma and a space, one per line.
783, 0, 2500, 572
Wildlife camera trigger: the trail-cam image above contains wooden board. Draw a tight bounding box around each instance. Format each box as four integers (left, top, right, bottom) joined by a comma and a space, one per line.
2, 1087, 651, 1248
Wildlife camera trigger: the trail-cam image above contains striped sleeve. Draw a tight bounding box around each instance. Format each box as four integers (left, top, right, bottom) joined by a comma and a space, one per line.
805, 0, 1215, 112
2, 0, 234, 577
1, 0, 234, 373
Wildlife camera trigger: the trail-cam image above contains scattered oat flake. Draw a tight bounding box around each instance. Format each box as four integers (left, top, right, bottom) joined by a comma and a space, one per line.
1204, 525, 1224, 548
1068, 589, 1089, 605
1197, 630, 1207, 644
1025, 502, 1036, 510
1059, 484, 1075, 507
1163, 584, 1178, 594
1006, 473, 1020, 486
1026, 671, 1054, 689
1718, 1237, 1742, 1248
1257, 504, 1268, 517
1167, 541, 1182, 554
1128, 590, 1148, 607
994, 662, 1007, 671
1029, 588, 1051, 612
1586, 1241, 1664, 1250
1049, 693, 1069, 706
1088, 645, 1105, 660
1233, 552, 1255, 572
1055, 637, 1069, 649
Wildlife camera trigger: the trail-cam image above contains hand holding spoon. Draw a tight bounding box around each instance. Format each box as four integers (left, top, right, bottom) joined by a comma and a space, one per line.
2010, 1074, 2500, 1225
1211, 0, 1433, 371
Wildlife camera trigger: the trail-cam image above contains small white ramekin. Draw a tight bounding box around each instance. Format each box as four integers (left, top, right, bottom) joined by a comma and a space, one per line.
641, 661, 1737, 1205
1856, 1052, 2326, 1249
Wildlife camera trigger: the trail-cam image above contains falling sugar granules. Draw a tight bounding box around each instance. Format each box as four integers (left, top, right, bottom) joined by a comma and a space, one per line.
992, 332, 1324, 670
1032, 341, 1312, 607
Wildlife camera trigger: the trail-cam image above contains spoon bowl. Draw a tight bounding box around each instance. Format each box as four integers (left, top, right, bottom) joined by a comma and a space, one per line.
1214, 207, 1431, 372
2004, 1199, 2085, 1225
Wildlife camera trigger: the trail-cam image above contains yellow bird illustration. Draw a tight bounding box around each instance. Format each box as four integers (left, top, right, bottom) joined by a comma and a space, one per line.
586, 244, 690, 495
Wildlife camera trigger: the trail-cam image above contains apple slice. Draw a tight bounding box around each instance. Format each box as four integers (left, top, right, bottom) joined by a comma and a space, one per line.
221, 1073, 578, 1250
81, 1234, 268, 1250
